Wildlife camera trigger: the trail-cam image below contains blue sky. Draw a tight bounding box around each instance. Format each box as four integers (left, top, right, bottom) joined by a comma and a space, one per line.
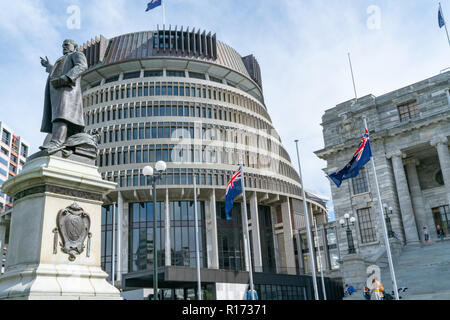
1, 0, 449, 220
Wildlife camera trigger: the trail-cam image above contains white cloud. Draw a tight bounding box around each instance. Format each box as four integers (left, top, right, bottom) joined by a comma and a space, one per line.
0, 0, 63, 152
0, 0, 61, 61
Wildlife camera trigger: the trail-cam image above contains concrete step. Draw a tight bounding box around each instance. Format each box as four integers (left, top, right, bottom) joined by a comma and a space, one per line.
363, 241, 450, 300
405, 292, 450, 300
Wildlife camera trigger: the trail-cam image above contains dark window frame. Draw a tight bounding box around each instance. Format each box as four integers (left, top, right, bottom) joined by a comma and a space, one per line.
357, 207, 377, 244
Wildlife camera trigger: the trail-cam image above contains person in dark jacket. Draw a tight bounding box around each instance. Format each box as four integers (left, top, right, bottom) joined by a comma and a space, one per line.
345, 284, 356, 296
363, 286, 371, 300
40, 39, 88, 151
437, 225, 446, 243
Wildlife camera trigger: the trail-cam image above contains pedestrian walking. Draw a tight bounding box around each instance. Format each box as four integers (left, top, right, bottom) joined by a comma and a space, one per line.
344, 284, 356, 296
423, 227, 430, 245
437, 225, 446, 243
371, 278, 385, 300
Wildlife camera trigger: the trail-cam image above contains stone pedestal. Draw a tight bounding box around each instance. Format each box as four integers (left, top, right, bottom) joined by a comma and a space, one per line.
0, 155, 122, 300
388, 238, 403, 263
339, 254, 367, 290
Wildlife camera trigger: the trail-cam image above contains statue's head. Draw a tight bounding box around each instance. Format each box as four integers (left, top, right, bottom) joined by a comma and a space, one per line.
62, 39, 78, 55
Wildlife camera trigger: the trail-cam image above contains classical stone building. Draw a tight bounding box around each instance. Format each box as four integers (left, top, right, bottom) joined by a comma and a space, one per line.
78, 27, 342, 300
315, 71, 450, 288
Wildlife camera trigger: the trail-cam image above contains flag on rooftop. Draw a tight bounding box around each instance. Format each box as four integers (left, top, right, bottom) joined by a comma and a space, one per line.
439, 5, 446, 28
146, 0, 162, 11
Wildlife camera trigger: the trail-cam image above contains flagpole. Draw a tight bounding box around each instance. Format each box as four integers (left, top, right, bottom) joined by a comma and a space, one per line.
240, 163, 255, 300
363, 117, 399, 300
193, 175, 202, 300
348, 53, 358, 105
314, 217, 327, 300
440, 3, 450, 46
162, 0, 166, 26
294, 140, 319, 300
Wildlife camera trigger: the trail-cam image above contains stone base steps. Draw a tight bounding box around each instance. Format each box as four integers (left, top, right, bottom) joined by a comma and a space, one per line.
343, 291, 450, 300
377, 240, 450, 299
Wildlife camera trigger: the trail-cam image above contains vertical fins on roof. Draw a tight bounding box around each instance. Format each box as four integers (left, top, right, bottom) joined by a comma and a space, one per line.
84, 27, 218, 65
162, 24, 166, 52
168, 24, 172, 53
186, 26, 190, 55
89, 39, 94, 67
156, 24, 160, 52
201, 30, 206, 57
197, 29, 201, 56
206, 31, 212, 58
212, 33, 217, 59
192, 27, 196, 55
174, 25, 178, 53
81, 35, 109, 68
242, 54, 263, 90
180, 26, 184, 53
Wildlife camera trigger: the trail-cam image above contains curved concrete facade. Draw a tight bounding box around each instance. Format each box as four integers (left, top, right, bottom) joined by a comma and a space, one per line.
80, 28, 329, 293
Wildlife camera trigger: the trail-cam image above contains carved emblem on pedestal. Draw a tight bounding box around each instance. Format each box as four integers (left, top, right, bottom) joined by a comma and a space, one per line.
54, 202, 92, 261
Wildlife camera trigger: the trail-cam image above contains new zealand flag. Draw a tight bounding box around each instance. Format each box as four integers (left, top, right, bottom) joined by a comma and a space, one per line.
439, 6, 446, 28
146, 0, 162, 11
329, 128, 372, 188
225, 168, 243, 220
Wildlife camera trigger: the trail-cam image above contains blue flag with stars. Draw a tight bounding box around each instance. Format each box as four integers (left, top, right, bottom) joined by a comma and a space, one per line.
439, 6, 446, 28
146, 0, 162, 11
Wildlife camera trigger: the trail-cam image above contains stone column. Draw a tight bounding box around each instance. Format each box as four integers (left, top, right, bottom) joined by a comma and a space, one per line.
404, 159, 436, 242
116, 192, 123, 284
270, 206, 281, 273
281, 199, 296, 275
387, 150, 420, 244
431, 135, 450, 205
295, 231, 305, 274
249, 192, 262, 272
120, 196, 129, 276
321, 226, 331, 271
164, 189, 171, 266
206, 190, 219, 269
308, 202, 318, 271
0, 219, 6, 251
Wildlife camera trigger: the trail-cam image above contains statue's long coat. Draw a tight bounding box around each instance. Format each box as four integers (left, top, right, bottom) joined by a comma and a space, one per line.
41, 51, 88, 133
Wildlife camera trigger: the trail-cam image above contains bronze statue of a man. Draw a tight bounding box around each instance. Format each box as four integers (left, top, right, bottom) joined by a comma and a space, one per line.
40, 39, 88, 151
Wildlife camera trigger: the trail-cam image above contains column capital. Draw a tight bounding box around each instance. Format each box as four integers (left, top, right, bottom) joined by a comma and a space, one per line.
430, 135, 448, 147
386, 150, 405, 160
403, 158, 420, 166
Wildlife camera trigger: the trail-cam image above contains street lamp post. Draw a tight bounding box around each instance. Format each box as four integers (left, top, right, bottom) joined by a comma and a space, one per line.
143, 161, 167, 301
339, 214, 356, 254
383, 204, 394, 238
